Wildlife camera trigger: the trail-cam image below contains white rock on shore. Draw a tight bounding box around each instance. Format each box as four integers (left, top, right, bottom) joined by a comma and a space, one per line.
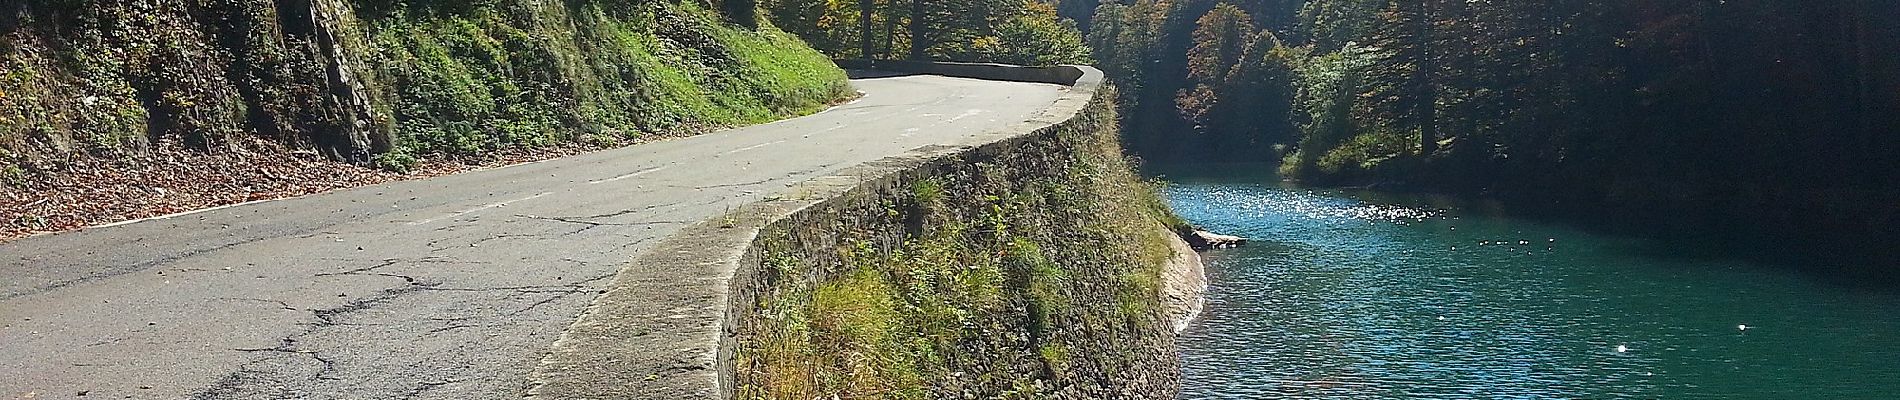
1161, 229, 1208, 333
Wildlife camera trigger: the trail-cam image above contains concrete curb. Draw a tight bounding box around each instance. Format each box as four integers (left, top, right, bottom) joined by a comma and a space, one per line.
523, 63, 1106, 399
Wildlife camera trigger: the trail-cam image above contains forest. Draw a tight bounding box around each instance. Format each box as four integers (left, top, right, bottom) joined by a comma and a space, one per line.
762, 0, 1900, 272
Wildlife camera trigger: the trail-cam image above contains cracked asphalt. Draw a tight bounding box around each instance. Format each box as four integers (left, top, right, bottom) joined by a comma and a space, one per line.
0, 73, 1065, 399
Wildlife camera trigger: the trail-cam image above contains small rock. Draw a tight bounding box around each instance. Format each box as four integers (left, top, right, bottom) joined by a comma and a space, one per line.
1184, 230, 1248, 251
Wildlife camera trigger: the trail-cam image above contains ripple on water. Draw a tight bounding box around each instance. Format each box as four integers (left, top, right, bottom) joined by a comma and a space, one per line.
1166, 177, 1900, 400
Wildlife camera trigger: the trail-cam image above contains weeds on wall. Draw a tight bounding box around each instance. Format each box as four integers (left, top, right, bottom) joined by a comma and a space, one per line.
737, 91, 1184, 399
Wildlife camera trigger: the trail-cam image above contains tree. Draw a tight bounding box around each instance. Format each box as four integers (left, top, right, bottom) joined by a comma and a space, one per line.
908, 0, 929, 59
1366, 0, 1440, 157
1056, 0, 1101, 31
1298, 0, 1384, 50
1177, 4, 1255, 130
984, 2, 1092, 65
1185, 4, 1256, 87
860, 0, 876, 58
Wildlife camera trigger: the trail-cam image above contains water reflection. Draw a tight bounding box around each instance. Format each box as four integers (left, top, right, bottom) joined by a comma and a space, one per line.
1164, 167, 1900, 399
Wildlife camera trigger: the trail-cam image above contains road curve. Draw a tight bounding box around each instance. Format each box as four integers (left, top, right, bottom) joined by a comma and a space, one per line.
0, 73, 1066, 399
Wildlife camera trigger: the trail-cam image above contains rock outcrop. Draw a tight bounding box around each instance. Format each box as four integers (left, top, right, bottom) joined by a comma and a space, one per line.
1185, 230, 1249, 250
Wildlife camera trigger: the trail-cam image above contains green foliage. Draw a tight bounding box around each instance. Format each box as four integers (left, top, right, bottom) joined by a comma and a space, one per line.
909, 177, 944, 205
761, 0, 1090, 66
371, 149, 420, 173
1296, 0, 1383, 50
808, 267, 926, 397
978, 4, 1092, 66
1, 6, 159, 156
1, 0, 849, 167
1281, 43, 1372, 177
2, 164, 26, 187
1138, 177, 1191, 231
1010, 237, 1067, 336
367, 2, 848, 160
1313, 127, 1411, 175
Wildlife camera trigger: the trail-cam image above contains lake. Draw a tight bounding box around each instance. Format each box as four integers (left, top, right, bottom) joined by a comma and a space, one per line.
1157, 164, 1900, 399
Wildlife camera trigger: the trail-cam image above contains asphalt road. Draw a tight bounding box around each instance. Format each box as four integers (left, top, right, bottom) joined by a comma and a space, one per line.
0, 73, 1065, 399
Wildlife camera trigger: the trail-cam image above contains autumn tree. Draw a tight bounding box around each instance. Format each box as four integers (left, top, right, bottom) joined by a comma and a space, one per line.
1177, 3, 1258, 128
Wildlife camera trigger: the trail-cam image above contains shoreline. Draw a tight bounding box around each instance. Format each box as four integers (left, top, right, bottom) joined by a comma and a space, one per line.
1163, 228, 1209, 333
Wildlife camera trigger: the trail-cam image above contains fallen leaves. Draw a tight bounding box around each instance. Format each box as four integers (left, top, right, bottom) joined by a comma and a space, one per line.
1, 138, 634, 242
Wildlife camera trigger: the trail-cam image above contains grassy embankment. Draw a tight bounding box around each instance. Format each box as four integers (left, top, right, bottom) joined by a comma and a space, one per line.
0, 0, 849, 237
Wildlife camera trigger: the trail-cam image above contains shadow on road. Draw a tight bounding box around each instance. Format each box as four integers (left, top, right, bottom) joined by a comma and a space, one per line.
846, 69, 924, 79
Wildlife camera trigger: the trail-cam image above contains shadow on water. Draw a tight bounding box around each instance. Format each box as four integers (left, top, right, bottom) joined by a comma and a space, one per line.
1141, 161, 1900, 293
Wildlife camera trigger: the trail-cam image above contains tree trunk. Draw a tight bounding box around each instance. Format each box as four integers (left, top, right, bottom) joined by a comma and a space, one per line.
1408, 1, 1438, 156
883, 7, 900, 59
859, 0, 875, 59
908, 0, 927, 60
1418, 73, 1438, 156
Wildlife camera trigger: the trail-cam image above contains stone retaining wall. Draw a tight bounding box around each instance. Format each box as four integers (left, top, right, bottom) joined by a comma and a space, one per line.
526, 63, 1194, 399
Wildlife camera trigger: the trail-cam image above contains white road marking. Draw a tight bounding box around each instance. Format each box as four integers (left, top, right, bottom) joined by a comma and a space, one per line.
407, 192, 552, 226
588, 166, 670, 185
948, 109, 985, 122
901, 128, 922, 137
804, 125, 848, 138
722, 140, 787, 156
92, 199, 278, 229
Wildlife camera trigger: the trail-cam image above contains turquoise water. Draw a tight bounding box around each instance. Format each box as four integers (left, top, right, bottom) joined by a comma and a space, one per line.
1159, 164, 1900, 399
